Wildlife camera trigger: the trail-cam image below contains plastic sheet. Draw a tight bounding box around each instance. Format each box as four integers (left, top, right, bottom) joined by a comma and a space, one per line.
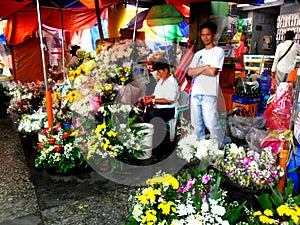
228, 114, 266, 140
263, 82, 293, 131
117, 81, 145, 105
245, 127, 268, 153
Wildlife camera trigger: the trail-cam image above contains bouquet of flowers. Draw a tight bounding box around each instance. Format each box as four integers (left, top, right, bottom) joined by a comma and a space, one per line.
35, 121, 88, 173
177, 124, 224, 165
85, 104, 147, 162
96, 39, 150, 67
91, 64, 132, 85
18, 108, 47, 134
127, 167, 245, 225
98, 83, 119, 103
6, 80, 45, 116
216, 143, 285, 190
246, 179, 300, 225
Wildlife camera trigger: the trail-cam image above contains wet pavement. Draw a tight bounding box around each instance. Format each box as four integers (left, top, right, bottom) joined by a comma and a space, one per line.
0, 116, 181, 225
0, 117, 140, 225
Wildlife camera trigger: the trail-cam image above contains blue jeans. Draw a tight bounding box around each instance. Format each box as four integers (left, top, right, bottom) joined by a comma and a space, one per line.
190, 94, 224, 146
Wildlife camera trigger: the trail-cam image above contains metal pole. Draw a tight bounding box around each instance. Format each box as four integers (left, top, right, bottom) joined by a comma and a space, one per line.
94, 0, 104, 44
36, 0, 53, 127
36, 0, 48, 91
60, 9, 66, 80
132, 0, 139, 43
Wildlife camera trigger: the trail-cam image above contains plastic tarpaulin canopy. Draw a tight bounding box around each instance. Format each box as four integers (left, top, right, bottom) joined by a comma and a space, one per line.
145, 4, 183, 27
5, 7, 97, 45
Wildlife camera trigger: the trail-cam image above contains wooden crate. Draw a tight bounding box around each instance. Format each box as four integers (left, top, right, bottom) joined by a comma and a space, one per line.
232, 102, 258, 116
220, 88, 235, 111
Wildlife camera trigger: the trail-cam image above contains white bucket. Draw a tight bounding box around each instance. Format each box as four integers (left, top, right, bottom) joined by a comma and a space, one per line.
133, 123, 154, 160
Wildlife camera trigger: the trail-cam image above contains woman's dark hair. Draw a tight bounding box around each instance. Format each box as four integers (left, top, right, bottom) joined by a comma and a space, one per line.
199, 21, 218, 35
285, 30, 295, 40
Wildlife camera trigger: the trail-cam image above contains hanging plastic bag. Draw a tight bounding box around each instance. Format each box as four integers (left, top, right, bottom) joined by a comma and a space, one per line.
228, 115, 266, 140
245, 127, 268, 153
117, 80, 145, 105
263, 82, 293, 131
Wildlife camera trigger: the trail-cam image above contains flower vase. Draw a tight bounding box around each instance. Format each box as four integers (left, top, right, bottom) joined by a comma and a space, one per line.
277, 149, 289, 193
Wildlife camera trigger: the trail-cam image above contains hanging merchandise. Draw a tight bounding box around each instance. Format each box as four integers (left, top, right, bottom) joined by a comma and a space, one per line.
263, 82, 293, 131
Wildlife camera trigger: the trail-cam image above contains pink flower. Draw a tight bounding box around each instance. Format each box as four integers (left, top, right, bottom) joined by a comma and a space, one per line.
202, 174, 212, 184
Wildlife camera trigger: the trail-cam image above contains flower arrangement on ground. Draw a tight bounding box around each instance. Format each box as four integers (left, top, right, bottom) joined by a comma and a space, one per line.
177, 124, 224, 165
246, 179, 300, 225
6, 80, 45, 117
216, 143, 285, 190
127, 167, 246, 225
17, 108, 47, 134
85, 104, 148, 165
35, 120, 88, 173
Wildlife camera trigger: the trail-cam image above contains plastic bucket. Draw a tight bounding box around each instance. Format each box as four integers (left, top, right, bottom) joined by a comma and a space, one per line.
133, 123, 154, 160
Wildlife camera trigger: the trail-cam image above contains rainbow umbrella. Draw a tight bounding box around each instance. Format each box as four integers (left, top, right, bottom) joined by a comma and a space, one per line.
127, 4, 189, 42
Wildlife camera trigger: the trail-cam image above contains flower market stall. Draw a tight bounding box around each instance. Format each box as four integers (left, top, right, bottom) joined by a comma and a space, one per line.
2, 3, 300, 224
3, 32, 300, 224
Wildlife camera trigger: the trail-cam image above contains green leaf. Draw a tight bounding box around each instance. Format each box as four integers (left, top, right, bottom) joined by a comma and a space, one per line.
224, 202, 246, 223
269, 186, 284, 207
285, 178, 294, 197
293, 194, 300, 205
257, 191, 273, 209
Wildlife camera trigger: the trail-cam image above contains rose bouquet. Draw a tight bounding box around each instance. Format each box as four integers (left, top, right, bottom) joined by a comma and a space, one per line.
96, 39, 150, 67
216, 143, 285, 190
127, 168, 246, 225
35, 120, 88, 173
6, 80, 45, 117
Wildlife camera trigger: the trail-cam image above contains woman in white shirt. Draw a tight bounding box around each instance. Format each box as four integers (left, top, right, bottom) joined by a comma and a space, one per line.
143, 60, 179, 122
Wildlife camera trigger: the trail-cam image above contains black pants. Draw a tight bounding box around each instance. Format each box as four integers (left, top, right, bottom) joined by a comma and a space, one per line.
144, 108, 175, 123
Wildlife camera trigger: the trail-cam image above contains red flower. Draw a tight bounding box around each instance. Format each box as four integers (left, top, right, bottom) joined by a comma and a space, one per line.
62, 132, 70, 139
42, 128, 49, 135
54, 144, 61, 152
48, 137, 56, 144
53, 123, 62, 132
37, 142, 43, 148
